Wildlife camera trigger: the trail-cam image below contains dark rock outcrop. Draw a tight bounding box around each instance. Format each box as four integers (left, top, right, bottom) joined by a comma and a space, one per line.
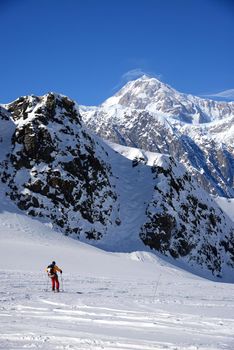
2, 94, 119, 239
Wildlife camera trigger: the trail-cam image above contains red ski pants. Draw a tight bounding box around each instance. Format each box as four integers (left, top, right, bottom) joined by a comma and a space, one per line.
51, 275, 59, 290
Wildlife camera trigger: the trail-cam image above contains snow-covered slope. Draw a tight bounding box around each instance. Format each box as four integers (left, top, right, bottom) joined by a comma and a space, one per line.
81, 76, 234, 197
1, 93, 234, 279
0, 192, 234, 350
215, 196, 234, 222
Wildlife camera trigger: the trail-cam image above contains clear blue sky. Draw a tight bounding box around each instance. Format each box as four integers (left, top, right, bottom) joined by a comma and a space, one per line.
1, 0, 233, 105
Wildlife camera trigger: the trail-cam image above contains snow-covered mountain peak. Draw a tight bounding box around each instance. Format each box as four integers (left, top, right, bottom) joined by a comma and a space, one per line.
103, 75, 175, 110
81, 77, 234, 197
119, 74, 171, 92
100, 76, 234, 125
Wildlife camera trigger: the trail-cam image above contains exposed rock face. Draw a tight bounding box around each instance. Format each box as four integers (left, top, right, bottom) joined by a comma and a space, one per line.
138, 155, 234, 275
2, 94, 119, 240
1, 93, 234, 279
0, 106, 16, 162
81, 76, 234, 197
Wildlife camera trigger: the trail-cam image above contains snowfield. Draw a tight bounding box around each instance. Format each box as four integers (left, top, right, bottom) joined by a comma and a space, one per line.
214, 196, 234, 223
0, 188, 234, 349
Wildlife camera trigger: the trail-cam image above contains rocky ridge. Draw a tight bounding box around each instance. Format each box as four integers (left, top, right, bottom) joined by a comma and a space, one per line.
1, 94, 119, 240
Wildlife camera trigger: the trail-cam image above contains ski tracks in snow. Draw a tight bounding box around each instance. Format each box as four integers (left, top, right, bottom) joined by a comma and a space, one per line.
0, 271, 234, 349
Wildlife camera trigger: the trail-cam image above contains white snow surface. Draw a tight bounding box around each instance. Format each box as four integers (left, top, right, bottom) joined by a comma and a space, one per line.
215, 196, 234, 222
107, 141, 173, 168
0, 187, 234, 349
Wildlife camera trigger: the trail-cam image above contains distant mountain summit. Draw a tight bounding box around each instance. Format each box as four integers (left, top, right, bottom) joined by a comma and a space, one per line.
0, 92, 234, 279
81, 76, 234, 197
101, 75, 234, 123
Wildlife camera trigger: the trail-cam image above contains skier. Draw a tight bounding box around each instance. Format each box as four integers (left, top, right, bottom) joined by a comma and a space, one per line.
46, 261, 62, 292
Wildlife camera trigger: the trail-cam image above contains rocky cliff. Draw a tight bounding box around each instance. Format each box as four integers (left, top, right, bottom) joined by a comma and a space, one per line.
1, 94, 119, 240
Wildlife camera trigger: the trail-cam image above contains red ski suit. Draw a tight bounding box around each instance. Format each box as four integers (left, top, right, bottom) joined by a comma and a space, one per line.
46, 264, 62, 291
51, 274, 60, 291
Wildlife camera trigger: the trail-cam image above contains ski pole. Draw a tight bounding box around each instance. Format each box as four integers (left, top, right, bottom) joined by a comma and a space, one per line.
60, 274, 64, 292
152, 273, 161, 303
45, 274, 49, 292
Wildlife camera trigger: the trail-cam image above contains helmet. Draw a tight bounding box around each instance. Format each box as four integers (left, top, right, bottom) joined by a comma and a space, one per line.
52, 261, 56, 265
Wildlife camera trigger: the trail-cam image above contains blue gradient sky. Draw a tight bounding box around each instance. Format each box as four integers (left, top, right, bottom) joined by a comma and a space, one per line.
0, 0, 233, 105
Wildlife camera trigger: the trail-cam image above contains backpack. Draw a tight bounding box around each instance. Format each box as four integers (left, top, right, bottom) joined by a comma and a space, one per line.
47, 265, 56, 278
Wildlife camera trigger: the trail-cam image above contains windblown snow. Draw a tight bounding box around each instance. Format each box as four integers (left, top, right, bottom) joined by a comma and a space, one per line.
0, 189, 234, 350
